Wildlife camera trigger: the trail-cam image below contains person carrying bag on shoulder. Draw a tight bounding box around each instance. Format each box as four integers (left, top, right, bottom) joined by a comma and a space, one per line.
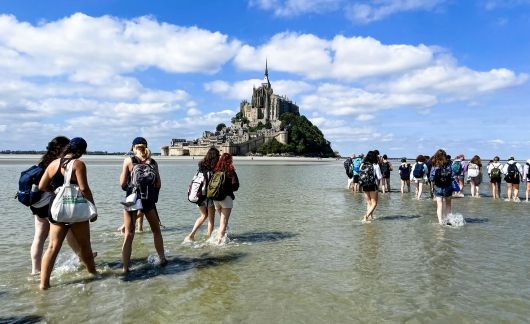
38, 137, 97, 290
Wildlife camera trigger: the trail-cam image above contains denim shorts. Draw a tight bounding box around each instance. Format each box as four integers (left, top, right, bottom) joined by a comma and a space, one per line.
434, 185, 453, 198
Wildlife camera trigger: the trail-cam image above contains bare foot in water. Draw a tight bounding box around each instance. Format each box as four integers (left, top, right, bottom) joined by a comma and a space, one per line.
160, 258, 168, 267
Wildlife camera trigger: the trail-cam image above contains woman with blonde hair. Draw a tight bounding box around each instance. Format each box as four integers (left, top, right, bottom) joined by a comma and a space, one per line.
38, 137, 97, 289
467, 155, 483, 198
212, 153, 239, 244
120, 137, 167, 273
429, 149, 454, 225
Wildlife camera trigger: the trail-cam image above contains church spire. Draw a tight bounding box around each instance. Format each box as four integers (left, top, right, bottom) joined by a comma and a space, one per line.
264, 59, 270, 86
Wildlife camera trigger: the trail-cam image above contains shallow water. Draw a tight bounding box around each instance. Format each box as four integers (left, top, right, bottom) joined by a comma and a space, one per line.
1, 156, 529, 323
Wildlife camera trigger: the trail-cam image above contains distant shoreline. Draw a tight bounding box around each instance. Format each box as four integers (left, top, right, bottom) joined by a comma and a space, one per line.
0, 154, 341, 166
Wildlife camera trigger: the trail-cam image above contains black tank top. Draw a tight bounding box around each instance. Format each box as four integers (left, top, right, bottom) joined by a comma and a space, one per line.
50, 159, 77, 190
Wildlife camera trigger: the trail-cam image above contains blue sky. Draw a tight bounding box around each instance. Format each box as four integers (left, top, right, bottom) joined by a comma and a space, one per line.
1, 0, 529, 159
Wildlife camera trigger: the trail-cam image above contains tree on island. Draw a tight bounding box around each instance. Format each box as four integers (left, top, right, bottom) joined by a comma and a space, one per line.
257, 113, 335, 157
216, 123, 226, 132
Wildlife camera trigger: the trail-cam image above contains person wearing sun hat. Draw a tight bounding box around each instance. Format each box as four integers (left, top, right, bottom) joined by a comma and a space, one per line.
120, 136, 167, 273
38, 137, 97, 289
524, 159, 530, 202
502, 156, 523, 202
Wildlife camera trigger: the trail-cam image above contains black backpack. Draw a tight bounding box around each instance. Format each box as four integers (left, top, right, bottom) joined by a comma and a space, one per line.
344, 158, 353, 179
504, 163, 520, 183
400, 164, 411, 180
380, 162, 390, 178
434, 166, 452, 187
359, 163, 376, 187
130, 157, 159, 201
16, 164, 45, 206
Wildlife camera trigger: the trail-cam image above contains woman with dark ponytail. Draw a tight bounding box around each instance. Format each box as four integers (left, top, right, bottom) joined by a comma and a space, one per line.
38, 137, 97, 289
29, 136, 84, 276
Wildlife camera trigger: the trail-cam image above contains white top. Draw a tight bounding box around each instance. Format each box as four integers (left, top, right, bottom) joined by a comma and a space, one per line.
487, 162, 503, 175
523, 162, 530, 181
502, 160, 523, 175
410, 162, 429, 181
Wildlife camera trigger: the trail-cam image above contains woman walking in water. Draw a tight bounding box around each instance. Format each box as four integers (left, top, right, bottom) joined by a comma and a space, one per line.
359, 151, 382, 223
38, 137, 97, 289
185, 147, 220, 242
120, 137, 167, 273
429, 149, 454, 225
28, 136, 85, 275
212, 153, 239, 244
467, 155, 483, 198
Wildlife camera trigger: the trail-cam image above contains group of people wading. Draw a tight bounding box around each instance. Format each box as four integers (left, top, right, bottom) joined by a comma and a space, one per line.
24, 136, 238, 289
344, 149, 530, 225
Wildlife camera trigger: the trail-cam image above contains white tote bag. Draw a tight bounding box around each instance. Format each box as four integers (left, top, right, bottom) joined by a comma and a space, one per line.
50, 160, 97, 223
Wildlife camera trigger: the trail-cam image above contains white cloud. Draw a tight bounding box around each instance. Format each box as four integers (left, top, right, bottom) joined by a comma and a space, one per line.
301, 83, 437, 116
346, 0, 447, 24
249, 0, 342, 16
0, 13, 241, 80
234, 32, 332, 79
205, 78, 313, 100
249, 0, 448, 22
379, 65, 528, 100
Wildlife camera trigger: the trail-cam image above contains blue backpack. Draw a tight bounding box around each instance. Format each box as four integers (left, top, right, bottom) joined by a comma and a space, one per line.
352, 158, 362, 175
16, 164, 45, 206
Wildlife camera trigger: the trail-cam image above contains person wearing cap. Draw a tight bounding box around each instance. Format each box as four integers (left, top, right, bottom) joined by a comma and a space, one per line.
487, 156, 503, 199
523, 159, 530, 202
502, 157, 523, 202
27, 136, 88, 276
38, 137, 97, 289
120, 137, 167, 273
398, 158, 411, 194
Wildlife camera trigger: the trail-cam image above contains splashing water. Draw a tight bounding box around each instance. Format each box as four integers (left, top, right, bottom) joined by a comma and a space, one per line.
445, 213, 466, 227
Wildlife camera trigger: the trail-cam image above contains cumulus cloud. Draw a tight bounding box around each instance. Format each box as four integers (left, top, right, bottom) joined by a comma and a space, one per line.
301, 83, 437, 116
205, 78, 313, 100
235, 33, 436, 80
0, 13, 241, 80
379, 65, 528, 99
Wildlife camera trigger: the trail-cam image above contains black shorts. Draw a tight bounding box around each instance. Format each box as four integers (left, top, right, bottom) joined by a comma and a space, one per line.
353, 175, 360, 183
362, 184, 378, 192
490, 177, 501, 184
30, 205, 50, 219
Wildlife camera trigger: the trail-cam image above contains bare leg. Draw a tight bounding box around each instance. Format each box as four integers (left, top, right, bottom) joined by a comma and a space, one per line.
436, 197, 444, 224
401, 180, 405, 194
217, 207, 232, 243
145, 209, 166, 265
31, 216, 50, 275
68, 222, 96, 274
417, 182, 423, 200
136, 211, 144, 232
506, 184, 513, 201
40, 223, 68, 290
207, 206, 216, 238
367, 191, 378, 219
121, 210, 137, 273
513, 184, 520, 201
186, 205, 208, 241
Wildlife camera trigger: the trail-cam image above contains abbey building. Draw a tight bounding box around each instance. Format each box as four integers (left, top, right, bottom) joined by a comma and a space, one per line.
161, 64, 299, 156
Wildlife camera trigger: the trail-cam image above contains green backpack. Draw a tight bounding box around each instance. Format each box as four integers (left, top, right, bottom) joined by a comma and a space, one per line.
206, 171, 227, 200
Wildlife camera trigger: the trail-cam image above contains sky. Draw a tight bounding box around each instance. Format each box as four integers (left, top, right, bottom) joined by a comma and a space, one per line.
0, 0, 529, 159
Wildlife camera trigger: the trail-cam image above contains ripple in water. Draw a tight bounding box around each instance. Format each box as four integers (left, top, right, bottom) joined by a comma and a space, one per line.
445, 213, 466, 227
